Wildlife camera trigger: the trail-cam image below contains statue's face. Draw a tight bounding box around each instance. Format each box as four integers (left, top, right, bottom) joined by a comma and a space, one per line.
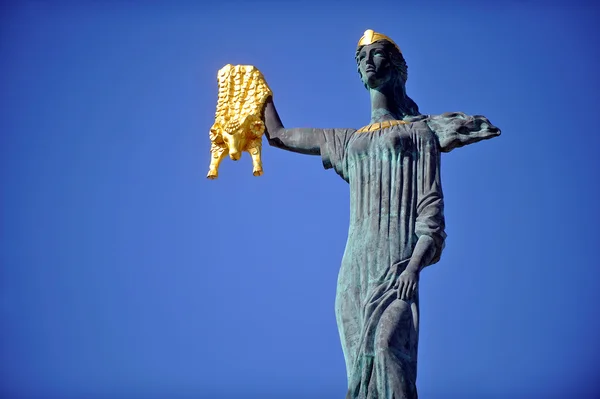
357, 42, 394, 90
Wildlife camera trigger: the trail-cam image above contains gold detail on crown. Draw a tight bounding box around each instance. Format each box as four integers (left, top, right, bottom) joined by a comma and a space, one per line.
356, 119, 408, 134
357, 29, 401, 53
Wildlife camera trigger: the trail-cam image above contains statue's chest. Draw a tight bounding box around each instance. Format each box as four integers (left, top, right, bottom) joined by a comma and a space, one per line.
348, 123, 430, 160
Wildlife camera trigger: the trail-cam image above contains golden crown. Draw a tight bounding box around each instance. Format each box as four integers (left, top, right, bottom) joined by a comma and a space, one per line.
357, 29, 401, 53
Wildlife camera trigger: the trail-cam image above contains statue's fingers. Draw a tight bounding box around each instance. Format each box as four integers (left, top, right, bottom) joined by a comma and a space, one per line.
397, 281, 405, 300
401, 281, 409, 301
409, 282, 417, 299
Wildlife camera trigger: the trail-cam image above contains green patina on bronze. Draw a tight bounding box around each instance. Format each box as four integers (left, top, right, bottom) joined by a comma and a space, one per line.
262, 32, 500, 398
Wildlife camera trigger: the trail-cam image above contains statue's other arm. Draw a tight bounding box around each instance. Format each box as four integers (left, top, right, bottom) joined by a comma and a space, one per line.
397, 135, 446, 300
427, 112, 501, 153
263, 98, 324, 155
412, 137, 446, 269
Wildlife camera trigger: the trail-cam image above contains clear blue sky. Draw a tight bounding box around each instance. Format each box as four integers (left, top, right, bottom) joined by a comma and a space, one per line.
1, 1, 599, 398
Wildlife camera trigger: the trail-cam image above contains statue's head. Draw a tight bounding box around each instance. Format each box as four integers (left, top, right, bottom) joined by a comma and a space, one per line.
355, 29, 408, 91
355, 29, 419, 116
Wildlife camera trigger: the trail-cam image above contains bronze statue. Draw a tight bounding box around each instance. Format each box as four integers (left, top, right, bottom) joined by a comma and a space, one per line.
208, 29, 500, 398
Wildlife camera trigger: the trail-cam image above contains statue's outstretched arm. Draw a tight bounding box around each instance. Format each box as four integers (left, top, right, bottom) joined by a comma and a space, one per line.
427, 112, 501, 153
263, 97, 325, 155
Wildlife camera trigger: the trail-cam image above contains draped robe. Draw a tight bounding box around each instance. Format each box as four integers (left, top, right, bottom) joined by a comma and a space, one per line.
267, 112, 500, 399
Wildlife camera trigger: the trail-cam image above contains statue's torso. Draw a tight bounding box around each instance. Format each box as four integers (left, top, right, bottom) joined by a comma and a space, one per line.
340, 120, 438, 288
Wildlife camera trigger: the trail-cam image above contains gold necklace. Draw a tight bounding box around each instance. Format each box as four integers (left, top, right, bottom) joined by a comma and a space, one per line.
356, 119, 408, 134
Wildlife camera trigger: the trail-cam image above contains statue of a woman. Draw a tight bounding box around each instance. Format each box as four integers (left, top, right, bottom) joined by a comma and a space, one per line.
263, 29, 500, 398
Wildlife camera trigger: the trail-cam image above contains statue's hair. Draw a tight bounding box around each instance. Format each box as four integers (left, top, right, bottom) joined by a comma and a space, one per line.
355, 40, 420, 116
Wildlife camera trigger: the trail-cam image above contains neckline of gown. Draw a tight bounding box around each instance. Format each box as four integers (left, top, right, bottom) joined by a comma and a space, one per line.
356, 115, 430, 133
356, 120, 407, 133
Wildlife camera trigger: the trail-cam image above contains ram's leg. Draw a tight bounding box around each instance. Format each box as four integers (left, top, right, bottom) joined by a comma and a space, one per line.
247, 140, 263, 177
207, 143, 228, 179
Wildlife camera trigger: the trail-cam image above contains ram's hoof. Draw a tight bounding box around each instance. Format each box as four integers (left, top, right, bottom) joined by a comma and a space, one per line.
207, 170, 218, 179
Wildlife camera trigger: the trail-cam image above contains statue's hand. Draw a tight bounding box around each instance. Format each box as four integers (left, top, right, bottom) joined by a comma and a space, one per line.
397, 270, 419, 301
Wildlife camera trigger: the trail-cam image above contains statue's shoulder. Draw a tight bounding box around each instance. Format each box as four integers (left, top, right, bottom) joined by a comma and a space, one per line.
328, 127, 358, 136
402, 115, 436, 140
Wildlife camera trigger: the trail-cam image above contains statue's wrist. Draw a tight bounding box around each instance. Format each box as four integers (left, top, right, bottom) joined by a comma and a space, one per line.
404, 263, 420, 275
